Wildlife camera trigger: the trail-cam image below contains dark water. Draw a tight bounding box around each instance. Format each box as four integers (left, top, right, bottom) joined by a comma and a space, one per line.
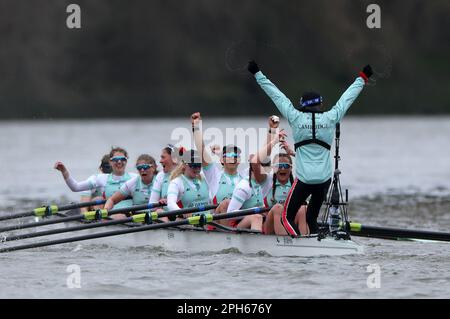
1, 117, 449, 298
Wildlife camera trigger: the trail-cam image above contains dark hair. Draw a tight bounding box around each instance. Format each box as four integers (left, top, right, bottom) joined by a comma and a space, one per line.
301, 91, 321, 104
163, 144, 176, 155
248, 162, 253, 188
299, 91, 323, 111
99, 154, 112, 174
271, 154, 294, 204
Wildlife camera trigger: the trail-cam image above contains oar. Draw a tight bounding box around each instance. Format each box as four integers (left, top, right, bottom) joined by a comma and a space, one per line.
0, 202, 164, 233
348, 222, 450, 242
0, 207, 269, 253
0, 199, 107, 222
2, 204, 218, 243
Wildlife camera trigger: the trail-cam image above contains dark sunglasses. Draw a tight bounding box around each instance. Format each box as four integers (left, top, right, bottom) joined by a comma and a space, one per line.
136, 164, 153, 171
187, 163, 201, 169
274, 163, 292, 169
110, 156, 127, 162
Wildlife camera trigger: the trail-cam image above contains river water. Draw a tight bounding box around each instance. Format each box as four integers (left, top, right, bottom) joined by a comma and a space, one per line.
0, 116, 449, 298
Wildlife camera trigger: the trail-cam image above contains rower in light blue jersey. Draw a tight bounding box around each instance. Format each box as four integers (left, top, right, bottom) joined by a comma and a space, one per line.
79, 154, 112, 213
104, 154, 158, 218
247, 60, 372, 236
54, 146, 137, 212
167, 149, 211, 218
149, 145, 178, 214
190, 112, 246, 216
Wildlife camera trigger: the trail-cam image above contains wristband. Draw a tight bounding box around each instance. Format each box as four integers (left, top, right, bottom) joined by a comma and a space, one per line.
359, 72, 369, 84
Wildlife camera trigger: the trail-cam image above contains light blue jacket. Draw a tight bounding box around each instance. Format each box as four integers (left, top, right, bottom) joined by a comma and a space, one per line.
255, 71, 365, 184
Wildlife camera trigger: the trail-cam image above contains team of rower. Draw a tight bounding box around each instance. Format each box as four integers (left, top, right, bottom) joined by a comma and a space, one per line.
54, 114, 303, 235
54, 61, 372, 237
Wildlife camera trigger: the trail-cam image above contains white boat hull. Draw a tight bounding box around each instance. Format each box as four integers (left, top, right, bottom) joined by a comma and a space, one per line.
64, 221, 364, 257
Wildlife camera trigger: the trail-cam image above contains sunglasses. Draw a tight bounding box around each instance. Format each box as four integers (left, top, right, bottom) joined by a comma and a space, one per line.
187, 163, 202, 169
274, 163, 292, 169
110, 156, 128, 163
136, 164, 153, 171
223, 152, 240, 158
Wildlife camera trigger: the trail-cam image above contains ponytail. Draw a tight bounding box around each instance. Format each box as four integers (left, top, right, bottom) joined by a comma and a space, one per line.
170, 162, 185, 181
248, 163, 253, 188
271, 173, 277, 204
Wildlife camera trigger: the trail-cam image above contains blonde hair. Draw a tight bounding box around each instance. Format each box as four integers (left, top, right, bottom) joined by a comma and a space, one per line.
170, 162, 185, 181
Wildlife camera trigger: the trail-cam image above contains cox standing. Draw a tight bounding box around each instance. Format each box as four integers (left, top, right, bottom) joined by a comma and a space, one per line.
247, 60, 372, 236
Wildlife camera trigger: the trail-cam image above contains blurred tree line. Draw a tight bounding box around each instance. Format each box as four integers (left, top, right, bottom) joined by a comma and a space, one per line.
0, 0, 449, 119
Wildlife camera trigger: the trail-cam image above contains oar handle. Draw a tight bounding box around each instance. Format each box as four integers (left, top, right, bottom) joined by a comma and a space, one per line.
105, 202, 165, 215
143, 204, 218, 223
213, 207, 270, 221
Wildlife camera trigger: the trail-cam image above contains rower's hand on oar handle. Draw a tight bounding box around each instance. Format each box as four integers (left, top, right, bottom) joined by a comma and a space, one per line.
158, 198, 167, 206
54, 161, 69, 179
247, 60, 260, 75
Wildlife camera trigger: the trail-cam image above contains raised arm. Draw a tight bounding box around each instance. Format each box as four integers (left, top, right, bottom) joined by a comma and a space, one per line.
266, 115, 279, 152
248, 60, 299, 124
256, 130, 286, 163
54, 161, 93, 192
191, 112, 212, 166
326, 65, 373, 124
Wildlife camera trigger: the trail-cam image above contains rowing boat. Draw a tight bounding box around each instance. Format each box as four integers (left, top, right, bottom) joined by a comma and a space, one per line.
59, 210, 363, 257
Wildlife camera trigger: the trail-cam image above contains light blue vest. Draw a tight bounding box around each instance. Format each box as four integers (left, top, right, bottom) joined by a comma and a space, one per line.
241, 179, 265, 209
214, 172, 242, 204
132, 177, 154, 205
180, 175, 210, 209
265, 179, 292, 206
160, 172, 170, 200
104, 173, 133, 209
